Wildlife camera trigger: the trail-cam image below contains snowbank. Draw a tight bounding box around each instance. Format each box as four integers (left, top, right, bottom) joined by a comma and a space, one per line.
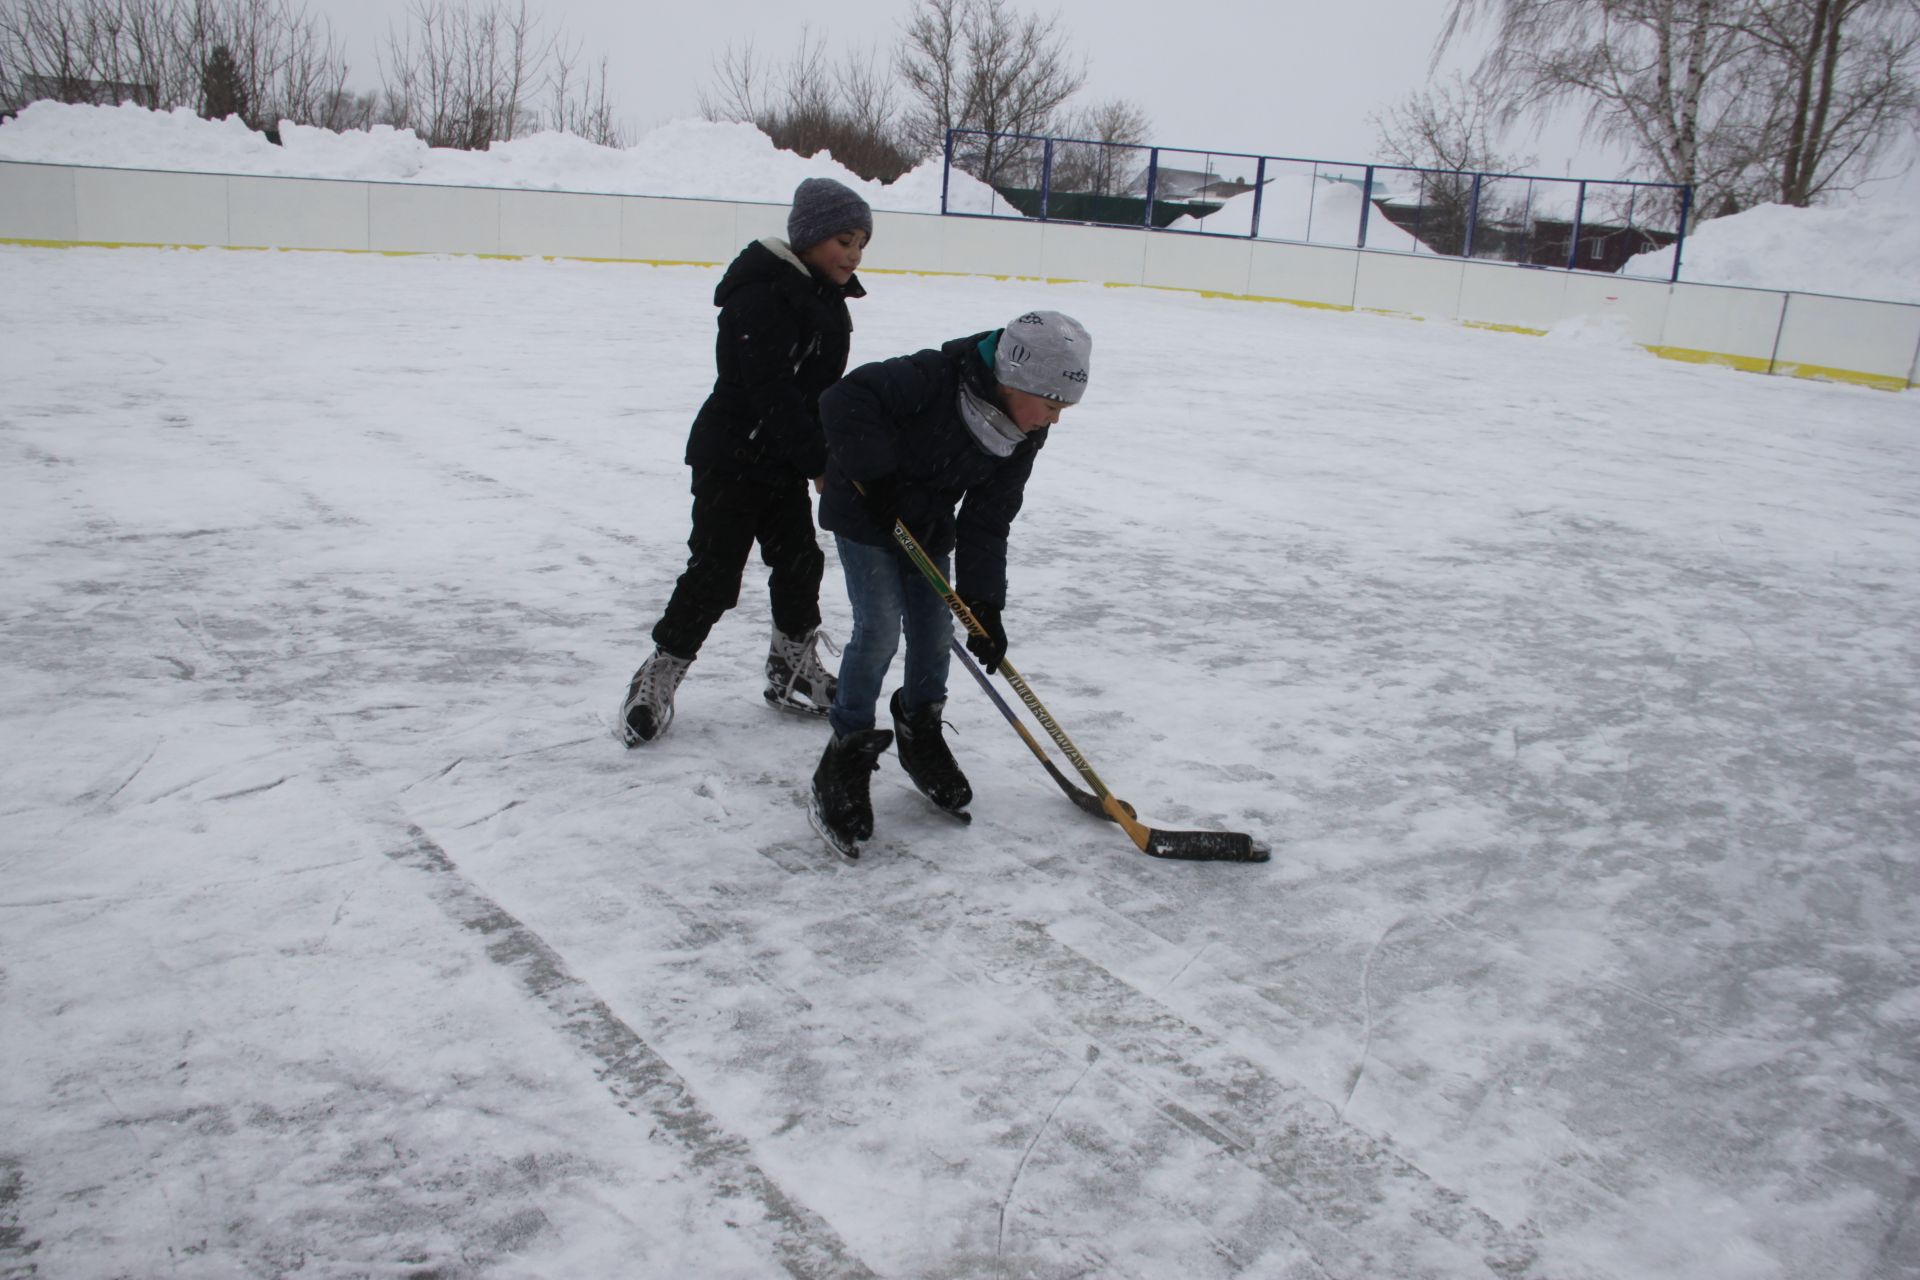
0, 101, 1011, 216
5, 101, 1919, 301
1167, 173, 1428, 252
1625, 195, 1920, 305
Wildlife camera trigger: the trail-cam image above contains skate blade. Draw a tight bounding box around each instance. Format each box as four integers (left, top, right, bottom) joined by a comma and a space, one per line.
765, 690, 832, 718
922, 793, 972, 825
806, 790, 863, 862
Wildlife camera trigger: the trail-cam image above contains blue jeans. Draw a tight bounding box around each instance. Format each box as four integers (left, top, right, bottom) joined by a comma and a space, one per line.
829, 536, 954, 738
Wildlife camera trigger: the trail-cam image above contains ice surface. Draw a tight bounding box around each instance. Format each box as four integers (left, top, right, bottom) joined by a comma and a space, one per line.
2, 242, 1916, 1277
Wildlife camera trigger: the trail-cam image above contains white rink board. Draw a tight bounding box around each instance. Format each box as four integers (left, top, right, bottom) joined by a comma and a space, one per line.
73, 167, 226, 246
500, 189, 621, 260
939, 215, 1044, 279
1246, 239, 1361, 309
369, 183, 500, 256
1560, 273, 1674, 347
1036, 220, 1148, 286
866, 209, 948, 275
1142, 231, 1256, 295
228, 175, 369, 252
617, 195, 739, 264
1457, 261, 1571, 332
1354, 252, 1467, 320
0, 161, 76, 241
2, 160, 1912, 388
1659, 283, 1788, 367
1772, 291, 1920, 383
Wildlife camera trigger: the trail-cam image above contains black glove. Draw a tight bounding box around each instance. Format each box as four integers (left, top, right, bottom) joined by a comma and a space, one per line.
857, 474, 901, 535
965, 601, 1008, 674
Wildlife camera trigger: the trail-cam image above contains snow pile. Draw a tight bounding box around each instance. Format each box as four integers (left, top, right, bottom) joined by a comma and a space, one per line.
5, 100, 1920, 299
0, 100, 1012, 215
1625, 195, 1920, 304
1167, 173, 1428, 252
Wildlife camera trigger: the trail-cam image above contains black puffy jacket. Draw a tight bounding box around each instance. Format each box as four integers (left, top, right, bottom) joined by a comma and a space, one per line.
818, 331, 1048, 611
683, 238, 865, 481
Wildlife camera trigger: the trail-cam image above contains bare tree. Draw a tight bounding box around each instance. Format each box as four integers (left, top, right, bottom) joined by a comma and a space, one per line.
0, 0, 349, 133
896, 0, 1086, 184
1, 0, 630, 144
1740, 0, 1920, 204
697, 36, 769, 124
1051, 96, 1151, 194
546, 40, 624, 146
1438, 0, 1920, 215
699, 30, 912, 180
378, 0, 550, 148
1437, 0, 1758, 214
1369, 72, 1539, 253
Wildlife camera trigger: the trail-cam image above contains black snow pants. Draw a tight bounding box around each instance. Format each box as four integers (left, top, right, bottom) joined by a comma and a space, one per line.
651, 467, 826, 661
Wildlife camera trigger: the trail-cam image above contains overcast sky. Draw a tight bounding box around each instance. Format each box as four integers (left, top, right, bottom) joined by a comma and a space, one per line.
304, 0, 1633, 178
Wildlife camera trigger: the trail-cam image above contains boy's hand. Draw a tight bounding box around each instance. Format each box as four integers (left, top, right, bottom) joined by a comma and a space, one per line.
858, 474, 901, 533
965, 602, 1008, 674
813, 474, 825, 495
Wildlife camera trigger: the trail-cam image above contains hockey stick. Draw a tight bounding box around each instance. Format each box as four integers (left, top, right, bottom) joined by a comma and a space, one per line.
948, 636, 1133, 824
890, 519, 1267, 864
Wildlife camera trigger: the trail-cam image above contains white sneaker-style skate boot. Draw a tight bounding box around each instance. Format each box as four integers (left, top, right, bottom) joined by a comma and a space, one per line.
764, 627, 838, 717
619, 647, 692, 745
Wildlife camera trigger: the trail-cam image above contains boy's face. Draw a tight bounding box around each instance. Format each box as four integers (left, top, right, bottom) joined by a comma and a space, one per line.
999, 386, 1071, 433
798, 229, 868, 285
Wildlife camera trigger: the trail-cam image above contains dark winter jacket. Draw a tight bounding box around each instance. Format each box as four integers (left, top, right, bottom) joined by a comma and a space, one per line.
683, 237, 865, 481
818, 331, 1048, 610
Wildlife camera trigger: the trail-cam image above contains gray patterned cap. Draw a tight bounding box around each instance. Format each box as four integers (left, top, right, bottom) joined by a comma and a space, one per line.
995, 311, 1092, 404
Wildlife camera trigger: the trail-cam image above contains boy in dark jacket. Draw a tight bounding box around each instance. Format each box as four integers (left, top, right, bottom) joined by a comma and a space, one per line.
806, 310, 1093, 855
621, 178, 872, 745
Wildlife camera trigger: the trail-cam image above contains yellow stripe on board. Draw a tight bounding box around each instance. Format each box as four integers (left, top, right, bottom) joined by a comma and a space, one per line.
1766, 360, 1913, 392
6, 236, 1909, 391
1462, 319, 1550, 337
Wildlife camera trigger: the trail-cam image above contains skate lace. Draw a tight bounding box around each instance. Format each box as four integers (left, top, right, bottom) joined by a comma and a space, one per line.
634, 652, 688, 704
777, 629, 839, 699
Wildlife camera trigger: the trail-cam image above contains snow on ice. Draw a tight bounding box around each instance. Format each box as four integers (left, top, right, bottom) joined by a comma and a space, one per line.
2, 105, 1919, 1279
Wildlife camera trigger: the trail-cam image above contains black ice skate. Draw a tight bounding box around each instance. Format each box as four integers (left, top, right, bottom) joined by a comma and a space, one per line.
890, 689, 972, 823
808, 727, 893, 859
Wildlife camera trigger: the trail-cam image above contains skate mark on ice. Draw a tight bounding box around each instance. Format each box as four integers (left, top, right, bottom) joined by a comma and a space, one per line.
1340, 915, 1409, 1121
814, 895, 1541, 1277
456, 799, 526, 829
386, 825, 877, 1279
78, 744, 160, 810
1158, 940, 1213, 996
209, 776, 289, 802
400, 758, 465, 792
996, 1044, 1101, 1271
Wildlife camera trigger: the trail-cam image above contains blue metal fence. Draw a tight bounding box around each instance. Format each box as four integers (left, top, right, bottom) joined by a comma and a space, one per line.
940, 128, 1692, 284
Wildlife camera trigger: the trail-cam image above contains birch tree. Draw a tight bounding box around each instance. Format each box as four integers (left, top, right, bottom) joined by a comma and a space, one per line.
1438, 0, 1920, 213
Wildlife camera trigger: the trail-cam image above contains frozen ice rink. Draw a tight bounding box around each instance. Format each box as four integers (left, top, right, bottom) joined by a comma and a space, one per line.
3, 243, 1917, 1277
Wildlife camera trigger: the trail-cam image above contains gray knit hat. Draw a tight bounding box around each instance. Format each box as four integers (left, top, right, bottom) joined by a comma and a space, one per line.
994, 311, 1092, 404
787, 177, 873, 252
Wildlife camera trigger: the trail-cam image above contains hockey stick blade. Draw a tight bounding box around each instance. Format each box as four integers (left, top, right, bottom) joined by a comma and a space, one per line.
950, 638, 1131, 823
1144, 829, 1271, 863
